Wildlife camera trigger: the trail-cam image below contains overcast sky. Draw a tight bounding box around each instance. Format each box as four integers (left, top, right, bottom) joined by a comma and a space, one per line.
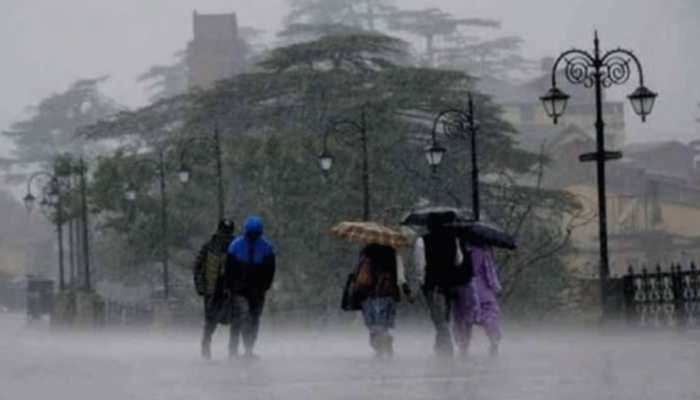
1, 0, 698, 158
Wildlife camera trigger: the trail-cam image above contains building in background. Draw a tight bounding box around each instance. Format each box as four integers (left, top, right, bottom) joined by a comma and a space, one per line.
479, 58, 627, 154
187, 11, 245, 89
480, 63, 700, 276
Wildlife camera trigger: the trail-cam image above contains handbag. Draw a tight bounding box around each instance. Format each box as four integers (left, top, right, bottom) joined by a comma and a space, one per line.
341, 273, 361, 311
340, 255, 373, 311
351, 255, 373, 299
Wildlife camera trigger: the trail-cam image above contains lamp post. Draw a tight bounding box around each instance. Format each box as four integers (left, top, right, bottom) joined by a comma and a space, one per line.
426, 93, 481, 221
24, 172, 66, 290
318, 108, 371, 221
178, 123, 225, 220
77, 157, 93, 291
540, 31, 657, 317
124, 149, 173, 299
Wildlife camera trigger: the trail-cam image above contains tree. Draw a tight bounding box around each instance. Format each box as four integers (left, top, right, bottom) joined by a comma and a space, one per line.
439, 35, 538, 81
385, 8, 499, 67
79, 31, 580, 319
137, 50, 188, 103
2, 77, 120, 172
285, 0, 396, 32
0, 190, 52, 279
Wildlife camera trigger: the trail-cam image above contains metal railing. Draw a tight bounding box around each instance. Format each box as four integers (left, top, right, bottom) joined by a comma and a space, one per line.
621, 263, 700, 328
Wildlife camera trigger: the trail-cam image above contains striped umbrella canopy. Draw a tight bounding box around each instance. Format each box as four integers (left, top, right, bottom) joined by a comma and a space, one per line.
329, 221, 412, 249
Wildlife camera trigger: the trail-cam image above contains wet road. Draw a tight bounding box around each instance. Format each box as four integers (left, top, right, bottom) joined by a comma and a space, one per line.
1, 313, 699, 400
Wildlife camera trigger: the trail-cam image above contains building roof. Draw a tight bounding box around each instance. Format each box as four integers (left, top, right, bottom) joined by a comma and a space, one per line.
624, 140, 697, 155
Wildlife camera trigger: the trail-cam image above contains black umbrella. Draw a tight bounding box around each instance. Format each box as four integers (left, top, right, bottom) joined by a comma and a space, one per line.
401, 206, 469, 226
447, 220, 517, 250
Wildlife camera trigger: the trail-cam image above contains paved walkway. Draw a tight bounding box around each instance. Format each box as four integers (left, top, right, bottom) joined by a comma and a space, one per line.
1, 313, 699, 400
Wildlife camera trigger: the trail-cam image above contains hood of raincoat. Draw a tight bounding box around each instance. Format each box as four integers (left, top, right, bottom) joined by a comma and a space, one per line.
244, 216, 264, 235
228, 216, 274, 264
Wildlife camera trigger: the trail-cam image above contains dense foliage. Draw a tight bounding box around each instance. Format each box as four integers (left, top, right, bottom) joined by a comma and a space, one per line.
79, 30, 581, 319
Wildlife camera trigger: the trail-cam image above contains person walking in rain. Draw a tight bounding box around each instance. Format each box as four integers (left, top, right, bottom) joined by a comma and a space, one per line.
414, 215, 463, 357
452, 240, 502, 357
354, 243, 411, 359
225, 216, 276, 360
193, 219, 236, 360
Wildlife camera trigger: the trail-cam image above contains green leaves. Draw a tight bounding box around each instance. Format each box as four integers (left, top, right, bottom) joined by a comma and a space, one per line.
75, 29, 577, 314
258, 33, 407, 73
3, 78, 119, 167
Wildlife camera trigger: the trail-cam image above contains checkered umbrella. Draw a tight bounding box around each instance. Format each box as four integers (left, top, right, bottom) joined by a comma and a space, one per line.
329, 221, 412, 249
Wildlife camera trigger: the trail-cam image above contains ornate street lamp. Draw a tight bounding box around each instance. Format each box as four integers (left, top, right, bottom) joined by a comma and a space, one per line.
124, 149, 177, 299
177, 164, 191, 185
627, 86, 657, 122
23, 192, 37, 213
124, 184, 137, 202
540, 31, 657, 318
539, 87, 570, 124
319, 108, 371, 221
318, 151, 334, 173
424, 143, 446, 170
426, 93, 481, 221
24, 172, 66, 290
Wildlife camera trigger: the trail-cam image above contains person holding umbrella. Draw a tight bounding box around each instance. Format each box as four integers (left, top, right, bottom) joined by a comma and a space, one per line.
330, 221, 413, 359
449, 220, 515, 358
413, 214, 464, 357
452, 240, 502, 358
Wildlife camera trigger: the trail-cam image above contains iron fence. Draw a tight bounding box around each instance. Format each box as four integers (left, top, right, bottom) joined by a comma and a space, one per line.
622, 263, 700, 328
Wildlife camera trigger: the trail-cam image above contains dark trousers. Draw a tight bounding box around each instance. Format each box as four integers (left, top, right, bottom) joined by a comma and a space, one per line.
229, 293, 265, 355
202, 294, 233, 358
201, 296, 233, 355
425, 287, 454, 356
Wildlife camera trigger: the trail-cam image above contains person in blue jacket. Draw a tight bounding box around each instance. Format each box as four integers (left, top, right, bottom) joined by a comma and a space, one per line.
225, 216, 276, 359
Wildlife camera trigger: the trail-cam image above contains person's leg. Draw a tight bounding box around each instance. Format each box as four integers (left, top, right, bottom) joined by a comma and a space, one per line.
480, 299, 502, 356
228, 295, 246, 359
201, 298, 217, 360
452, 285, 477, 357
374, 297, 396, 359
202, 319, 216, 360
242, 294, 265, 357
426, 288, 453, 357
382, 298, 396, 359
361, 299, 382, 356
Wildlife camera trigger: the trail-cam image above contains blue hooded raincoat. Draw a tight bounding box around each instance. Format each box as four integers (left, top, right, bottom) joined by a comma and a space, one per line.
225, 216, 276, 295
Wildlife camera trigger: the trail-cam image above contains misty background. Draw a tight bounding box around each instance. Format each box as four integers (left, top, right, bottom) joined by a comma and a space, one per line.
1, 4, 700, 399
1, 0, 699, 162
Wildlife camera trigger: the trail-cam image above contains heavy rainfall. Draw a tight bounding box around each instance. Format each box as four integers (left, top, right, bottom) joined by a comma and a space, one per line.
1, 1, 699, 399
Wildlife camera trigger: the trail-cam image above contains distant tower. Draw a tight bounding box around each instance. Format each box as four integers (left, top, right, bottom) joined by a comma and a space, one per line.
187, 11, 244, 89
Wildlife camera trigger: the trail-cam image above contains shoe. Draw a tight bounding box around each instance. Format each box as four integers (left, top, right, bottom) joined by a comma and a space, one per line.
458, 349, 469, 361
243, 350, 259, 361
385, 336, 394, 359
201, 344, 212, 360
489, 343, 499, 357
